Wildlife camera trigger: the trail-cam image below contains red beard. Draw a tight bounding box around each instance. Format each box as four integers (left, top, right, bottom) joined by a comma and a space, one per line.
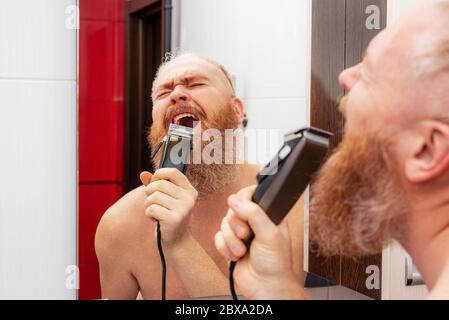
309, 132, 409, 257
147, 102, 241, 195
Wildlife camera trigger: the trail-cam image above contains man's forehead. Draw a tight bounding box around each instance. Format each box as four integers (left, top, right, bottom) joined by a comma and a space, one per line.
156, 57, 223, 85
366, 8, 436, 73
365, 29, 391, 61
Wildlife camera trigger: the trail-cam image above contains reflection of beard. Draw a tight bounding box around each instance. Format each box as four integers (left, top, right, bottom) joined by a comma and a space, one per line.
309, 132, 409, 257
148, 102, 240, 197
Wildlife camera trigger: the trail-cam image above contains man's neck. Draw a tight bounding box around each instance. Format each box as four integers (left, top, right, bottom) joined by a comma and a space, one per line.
405, 190, 449, 290
190, 163, 260, 225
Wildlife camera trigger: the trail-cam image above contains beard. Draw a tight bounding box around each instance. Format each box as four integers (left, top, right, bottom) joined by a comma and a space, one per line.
309, 131, 409, 257
148, 102, 241, 196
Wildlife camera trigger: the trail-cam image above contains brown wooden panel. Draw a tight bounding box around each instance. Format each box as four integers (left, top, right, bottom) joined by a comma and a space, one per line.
309, 0, 387, 299
341, 255, 382, 299
309, 0, 347, 285
345, 0, 387, 68
340, 0, 387, 300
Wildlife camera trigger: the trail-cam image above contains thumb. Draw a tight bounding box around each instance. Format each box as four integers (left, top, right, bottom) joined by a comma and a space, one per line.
139, 171, 153, 186
278, 221, 291, 243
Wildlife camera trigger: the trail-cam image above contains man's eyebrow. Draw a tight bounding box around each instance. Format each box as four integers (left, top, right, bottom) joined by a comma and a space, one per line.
182, 74, 210, 82
156, 74, 209, 91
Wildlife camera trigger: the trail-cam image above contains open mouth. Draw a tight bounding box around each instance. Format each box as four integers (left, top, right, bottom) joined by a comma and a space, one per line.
171, 113, 200, 128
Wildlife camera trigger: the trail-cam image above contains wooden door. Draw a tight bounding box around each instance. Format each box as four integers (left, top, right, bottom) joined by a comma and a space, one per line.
125, 0, 168, 192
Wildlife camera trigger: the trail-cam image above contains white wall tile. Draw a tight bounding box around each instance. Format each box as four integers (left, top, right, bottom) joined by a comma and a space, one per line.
0, 0, 77, 80
387, 0, 421, 26
305, 287, 329, 300
381, 243, 428, 300
179, 0, 309, 99
243, 97, 307, 132
0, 79, 77, 299
241, 97, 307, 164
328, 286, 373, 300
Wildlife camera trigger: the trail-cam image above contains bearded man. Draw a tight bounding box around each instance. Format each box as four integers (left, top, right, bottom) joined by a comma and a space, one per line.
215, 0, 449, 299
95, 53, 305, 299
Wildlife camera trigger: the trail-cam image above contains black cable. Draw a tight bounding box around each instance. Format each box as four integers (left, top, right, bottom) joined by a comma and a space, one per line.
151, 139, 168, 300
229, 233, 254, 300
156, 221, 166, 300
229, 261, 239, 300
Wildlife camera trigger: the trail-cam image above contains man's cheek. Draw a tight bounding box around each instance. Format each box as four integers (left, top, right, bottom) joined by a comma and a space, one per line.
152, 106, 161, 118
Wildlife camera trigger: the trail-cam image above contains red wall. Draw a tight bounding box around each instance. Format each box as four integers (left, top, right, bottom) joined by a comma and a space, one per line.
79, 0, 125, 300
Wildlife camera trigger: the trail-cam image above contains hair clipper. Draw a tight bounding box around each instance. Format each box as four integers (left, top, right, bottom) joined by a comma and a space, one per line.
244, 126, 332, 246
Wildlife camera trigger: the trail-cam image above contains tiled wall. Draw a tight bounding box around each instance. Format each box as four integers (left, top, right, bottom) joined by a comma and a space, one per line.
0, 0, 77, 299
79, 0, 125, 299
306, 286, 373, 300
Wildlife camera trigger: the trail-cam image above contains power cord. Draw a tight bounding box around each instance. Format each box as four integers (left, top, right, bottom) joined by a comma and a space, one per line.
156, 221, 167, 300
228, 233, 254, 300
151, 131, 192, 300
151, 139, 168, 300
229, 261, 239, 300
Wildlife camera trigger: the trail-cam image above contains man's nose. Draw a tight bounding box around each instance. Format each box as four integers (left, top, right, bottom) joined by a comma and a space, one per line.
339, 64, 360, 91
170, 85, 189, 104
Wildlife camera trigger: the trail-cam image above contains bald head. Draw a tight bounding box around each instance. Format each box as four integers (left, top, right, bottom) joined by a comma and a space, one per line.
412, 1, 449, 79
394, 0, 449, 120
151, 53, 235, 101
343, 0, 449, 130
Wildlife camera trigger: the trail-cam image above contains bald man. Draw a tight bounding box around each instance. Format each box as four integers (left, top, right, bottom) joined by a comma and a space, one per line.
215, 0, 449, 299
95, 54, 305, 299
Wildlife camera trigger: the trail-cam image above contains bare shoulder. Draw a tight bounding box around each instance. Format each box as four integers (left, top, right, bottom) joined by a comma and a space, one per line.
95, 185, 152, 258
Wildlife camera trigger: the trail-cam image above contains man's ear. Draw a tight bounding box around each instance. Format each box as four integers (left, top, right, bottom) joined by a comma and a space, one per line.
405, 120, 449, 183
231, 97, 245, 123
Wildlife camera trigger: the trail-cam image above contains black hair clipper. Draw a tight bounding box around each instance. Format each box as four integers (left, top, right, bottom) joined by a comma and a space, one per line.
154, 123, 194, 173
229, 127, 332, 300
151, 123, 194, 300
245, 126, 332, 246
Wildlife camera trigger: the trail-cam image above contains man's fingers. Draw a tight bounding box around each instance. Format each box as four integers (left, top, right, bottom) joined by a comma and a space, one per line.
227, 194, 278, 243
140, 171, 153, 186
144, 179, 183, 200
152, 168, 193, 190
220, 218, 247, 258
214, 231, 239, 262
279, 220, 291, 242
144, 204, 170, 221
144, 191, 178, 211
226, 209, 251, 239
236, 185, 256, 200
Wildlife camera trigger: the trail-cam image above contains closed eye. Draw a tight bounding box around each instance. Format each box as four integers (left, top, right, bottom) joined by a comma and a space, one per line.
189, 82, 205, 88
156, 90, 171, 99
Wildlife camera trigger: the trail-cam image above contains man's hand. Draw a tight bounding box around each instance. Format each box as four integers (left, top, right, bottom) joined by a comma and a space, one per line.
140, 168, 198, 248
215, 186, 308, 300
